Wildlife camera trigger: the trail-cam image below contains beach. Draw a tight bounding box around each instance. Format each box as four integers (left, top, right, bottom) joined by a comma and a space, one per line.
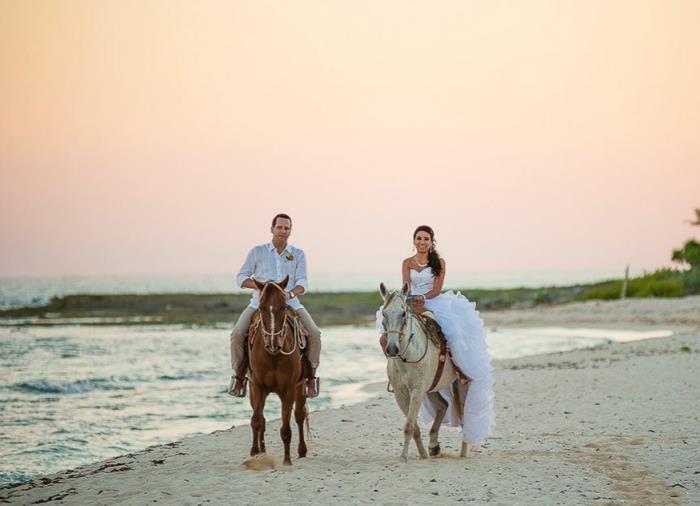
1, 297, 698, 505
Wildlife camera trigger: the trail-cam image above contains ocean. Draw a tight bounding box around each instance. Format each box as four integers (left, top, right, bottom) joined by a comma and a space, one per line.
0, 322, 671, 487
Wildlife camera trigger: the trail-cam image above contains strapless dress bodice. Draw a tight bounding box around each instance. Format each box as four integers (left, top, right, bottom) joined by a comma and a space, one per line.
410, 267, 434, 296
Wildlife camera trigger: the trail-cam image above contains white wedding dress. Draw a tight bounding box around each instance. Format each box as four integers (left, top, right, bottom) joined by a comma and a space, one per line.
377, 267, 495, 445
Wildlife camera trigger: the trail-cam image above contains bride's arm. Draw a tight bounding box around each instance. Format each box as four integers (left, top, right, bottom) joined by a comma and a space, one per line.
421, 258, 446, 300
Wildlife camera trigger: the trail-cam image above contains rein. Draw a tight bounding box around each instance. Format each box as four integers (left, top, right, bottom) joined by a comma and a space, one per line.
385, 293, 428, 364
257, 282, 297, 356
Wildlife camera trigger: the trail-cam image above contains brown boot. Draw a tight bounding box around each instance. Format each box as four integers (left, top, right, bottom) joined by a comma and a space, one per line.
228, 375, 247, 397
305, 367, 319, 398
229, 358, 249, 398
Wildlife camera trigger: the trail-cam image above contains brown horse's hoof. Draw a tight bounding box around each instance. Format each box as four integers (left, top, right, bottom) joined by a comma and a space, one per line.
429, 444, 441, 457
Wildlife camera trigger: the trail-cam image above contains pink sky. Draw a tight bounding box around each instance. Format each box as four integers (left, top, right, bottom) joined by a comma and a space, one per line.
1, 1, 698, 277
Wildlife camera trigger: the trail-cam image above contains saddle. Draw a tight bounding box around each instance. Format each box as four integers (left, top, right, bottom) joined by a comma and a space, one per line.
414, 312, 471, 391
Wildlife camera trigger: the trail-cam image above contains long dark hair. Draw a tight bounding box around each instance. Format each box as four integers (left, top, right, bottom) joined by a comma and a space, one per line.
413, 225, 443, 277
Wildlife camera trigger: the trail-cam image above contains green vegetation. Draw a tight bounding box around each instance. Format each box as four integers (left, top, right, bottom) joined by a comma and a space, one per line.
670, 208, 700, 295
573, 269, 686, 301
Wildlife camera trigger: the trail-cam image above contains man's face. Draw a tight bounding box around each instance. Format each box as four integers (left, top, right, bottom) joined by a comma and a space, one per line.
271, 218, 292, 243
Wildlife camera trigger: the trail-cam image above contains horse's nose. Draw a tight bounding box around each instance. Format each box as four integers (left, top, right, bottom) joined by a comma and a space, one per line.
386, 343, 399, 357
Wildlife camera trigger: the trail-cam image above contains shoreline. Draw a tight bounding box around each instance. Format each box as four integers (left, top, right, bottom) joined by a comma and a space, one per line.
2, 282, 696, 327
3, 293, 699, 329
1, 298, 698, 504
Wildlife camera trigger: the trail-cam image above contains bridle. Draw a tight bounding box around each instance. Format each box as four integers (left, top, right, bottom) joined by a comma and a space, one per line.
383, 292, 428, 364
258, 282, 297, 356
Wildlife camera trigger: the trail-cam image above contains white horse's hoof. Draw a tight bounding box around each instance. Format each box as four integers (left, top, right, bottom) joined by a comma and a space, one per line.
400, 455, 408, 463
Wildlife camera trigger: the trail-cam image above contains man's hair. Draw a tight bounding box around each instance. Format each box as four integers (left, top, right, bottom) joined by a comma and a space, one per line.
271, 213, 292, 228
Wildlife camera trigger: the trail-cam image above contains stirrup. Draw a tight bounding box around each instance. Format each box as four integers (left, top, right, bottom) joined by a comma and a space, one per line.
304, 377, 319, 398
229, 375, 247, 398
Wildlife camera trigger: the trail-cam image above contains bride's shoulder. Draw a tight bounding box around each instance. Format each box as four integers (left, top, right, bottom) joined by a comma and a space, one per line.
402, 257, 413, 266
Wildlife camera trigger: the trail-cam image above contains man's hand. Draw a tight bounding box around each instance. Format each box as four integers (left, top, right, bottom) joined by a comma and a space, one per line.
241, 278, 258, 290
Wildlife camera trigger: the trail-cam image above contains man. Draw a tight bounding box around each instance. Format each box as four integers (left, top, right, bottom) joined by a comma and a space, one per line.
228, 213, 322, 398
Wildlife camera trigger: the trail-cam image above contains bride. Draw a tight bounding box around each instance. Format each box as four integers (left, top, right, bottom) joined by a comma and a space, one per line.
378, 225, 495, 445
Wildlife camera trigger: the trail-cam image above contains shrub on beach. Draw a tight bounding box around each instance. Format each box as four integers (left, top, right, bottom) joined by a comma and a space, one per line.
575, 269, 686, 301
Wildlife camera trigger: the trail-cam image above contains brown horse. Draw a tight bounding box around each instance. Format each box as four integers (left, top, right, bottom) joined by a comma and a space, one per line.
248, 276, 307, 465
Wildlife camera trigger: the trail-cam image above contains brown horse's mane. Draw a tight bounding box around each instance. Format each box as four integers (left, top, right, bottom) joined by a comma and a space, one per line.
259, 281, 287, 307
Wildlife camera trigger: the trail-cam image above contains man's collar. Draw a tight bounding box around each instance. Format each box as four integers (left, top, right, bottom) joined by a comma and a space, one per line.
267, 242, 290, 255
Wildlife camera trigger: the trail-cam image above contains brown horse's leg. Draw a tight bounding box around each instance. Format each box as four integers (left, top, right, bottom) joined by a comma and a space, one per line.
280, 391, 295, 465
249, 382, 266, 456
294, 383, 308, 458
426, 391, 448, 457
259, 411, 267, 454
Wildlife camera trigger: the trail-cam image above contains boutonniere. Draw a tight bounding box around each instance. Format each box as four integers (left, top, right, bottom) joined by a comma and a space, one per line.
286, 253, 294, 261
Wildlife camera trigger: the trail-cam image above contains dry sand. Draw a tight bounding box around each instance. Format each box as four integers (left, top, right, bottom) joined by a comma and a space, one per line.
2, 297, 699, 505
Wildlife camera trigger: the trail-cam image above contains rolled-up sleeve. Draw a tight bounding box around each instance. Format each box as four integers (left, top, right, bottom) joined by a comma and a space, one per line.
294, 250, 309, 293
236, 248, 256, 288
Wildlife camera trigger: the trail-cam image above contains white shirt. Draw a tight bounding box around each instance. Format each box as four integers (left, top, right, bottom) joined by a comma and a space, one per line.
236, 242, 309, 310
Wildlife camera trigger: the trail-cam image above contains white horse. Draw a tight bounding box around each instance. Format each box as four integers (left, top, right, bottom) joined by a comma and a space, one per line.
380, 282, 470, 462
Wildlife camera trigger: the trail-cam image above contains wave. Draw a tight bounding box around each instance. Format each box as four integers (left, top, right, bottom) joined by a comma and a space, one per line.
10, 378, 135, 395
8, 371, 212, 395
156, 372, 209, 381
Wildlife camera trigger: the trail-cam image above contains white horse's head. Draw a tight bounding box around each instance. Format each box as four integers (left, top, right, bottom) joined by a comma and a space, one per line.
380, 282, 410, 357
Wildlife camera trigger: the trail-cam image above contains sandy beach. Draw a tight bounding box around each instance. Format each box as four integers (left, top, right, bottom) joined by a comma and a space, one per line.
2, 297, 698, 505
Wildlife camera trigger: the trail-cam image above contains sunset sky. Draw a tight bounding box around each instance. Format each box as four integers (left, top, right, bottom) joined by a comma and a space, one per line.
1, 1, 698, 278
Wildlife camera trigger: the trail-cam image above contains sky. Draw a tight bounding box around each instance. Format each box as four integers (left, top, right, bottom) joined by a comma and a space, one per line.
1, 0, 698, 277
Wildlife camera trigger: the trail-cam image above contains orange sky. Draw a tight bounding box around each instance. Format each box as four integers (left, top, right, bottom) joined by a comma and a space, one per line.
1, 0, 698, 277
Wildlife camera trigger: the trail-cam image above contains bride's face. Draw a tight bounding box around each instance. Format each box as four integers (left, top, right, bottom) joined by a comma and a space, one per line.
414, 231, 432, 254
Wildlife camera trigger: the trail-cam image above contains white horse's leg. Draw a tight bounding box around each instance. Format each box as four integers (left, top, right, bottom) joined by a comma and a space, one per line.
426, 391, 448, 457
392, 385, 411, 463
460, 441, 470, 458
412, 421, 428, 459
401, 391, 427, 462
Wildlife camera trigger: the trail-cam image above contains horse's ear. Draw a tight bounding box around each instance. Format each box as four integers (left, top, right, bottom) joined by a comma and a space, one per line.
401, 283, 409, 296
253, 279, 265, 291
380, 282, 388, 300
278, 275, 290, 289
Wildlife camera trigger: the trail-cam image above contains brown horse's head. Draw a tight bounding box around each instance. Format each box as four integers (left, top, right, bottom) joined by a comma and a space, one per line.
253, 276, 290, 354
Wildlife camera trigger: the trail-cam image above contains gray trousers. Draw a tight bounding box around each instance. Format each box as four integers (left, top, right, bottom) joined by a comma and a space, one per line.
230, 306, 322, 372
